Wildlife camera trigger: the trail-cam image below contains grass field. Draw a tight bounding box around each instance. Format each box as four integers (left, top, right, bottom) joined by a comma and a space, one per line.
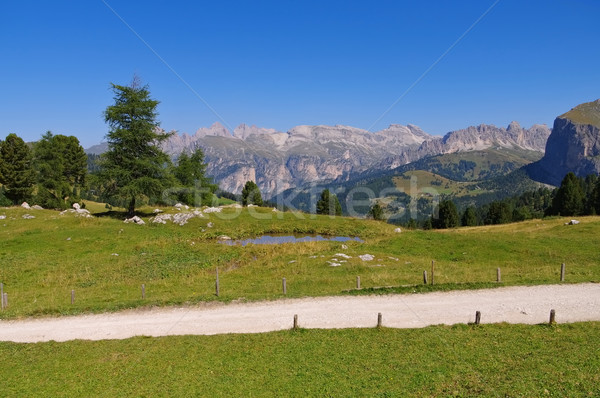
1, 203, 599, 319
1, 322, 598, 396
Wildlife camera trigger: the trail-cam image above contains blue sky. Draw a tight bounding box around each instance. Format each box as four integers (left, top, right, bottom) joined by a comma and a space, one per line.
1, 1, 599, 148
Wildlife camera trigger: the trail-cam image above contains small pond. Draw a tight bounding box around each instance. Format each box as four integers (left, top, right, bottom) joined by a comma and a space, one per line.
220, 235, 363, 246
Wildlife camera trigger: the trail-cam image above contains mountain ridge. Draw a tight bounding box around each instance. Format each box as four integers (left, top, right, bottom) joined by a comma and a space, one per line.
86, 121, 551, 196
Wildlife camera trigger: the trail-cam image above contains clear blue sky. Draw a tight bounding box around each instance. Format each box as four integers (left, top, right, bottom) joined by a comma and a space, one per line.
1, 1, 599, 148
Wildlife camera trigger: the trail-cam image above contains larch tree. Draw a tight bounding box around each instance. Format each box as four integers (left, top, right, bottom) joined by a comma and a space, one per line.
100, 78, 172, 217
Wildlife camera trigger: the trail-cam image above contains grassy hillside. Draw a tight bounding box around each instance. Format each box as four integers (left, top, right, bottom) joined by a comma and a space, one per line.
1, 203, 599, 319
560, 99, 600, 128
1, 323, 598, 396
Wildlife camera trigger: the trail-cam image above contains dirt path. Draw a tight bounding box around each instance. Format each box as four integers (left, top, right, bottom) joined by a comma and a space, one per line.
1, 283, 599, 343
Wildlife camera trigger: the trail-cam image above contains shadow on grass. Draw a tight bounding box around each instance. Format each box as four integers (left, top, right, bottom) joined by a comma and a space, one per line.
342, 282, 505, 296
92, 210, 156, 220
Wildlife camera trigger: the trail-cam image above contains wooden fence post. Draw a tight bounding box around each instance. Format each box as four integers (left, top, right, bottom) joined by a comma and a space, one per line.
377, 312, 382, 328
141, 284, 146, 299
431, 261, 435, 285
549, 309, 556, 324
282, 278, 287, 295
215, 267, 220, 297
0, 283, 3, 310
497, 268, 501, 283
2, 293, 6, 309
293, 314, 298, 330
423, 271, 427, 285
475, 311, 481, 325
356, 276, 361, 289
560, 263, 565, 282
71, 289, 75, 304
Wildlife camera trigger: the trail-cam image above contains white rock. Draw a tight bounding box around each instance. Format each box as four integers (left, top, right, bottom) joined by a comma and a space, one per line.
153, 209, 163, 213
31, 205, 43, 210
567, 220, 580, 225
327, 261, 342, 267
341, 244, 348, 249
174, 203, 183, 208
217, 235, 232, 240
207, 222, 214, 228
203, 207, 223, 214
72, 203, 80, 210
124, 216, 145, 225
394, 227, 402, 233
22, 214, 35, 219
66, 237, 71, 241
333, 253, 352, 259
0, 215, 5, 220
358, 254, 374, 261
111, 253, 119, 256
151, 213, 172, 224
272, 207, 278, 212
21, 202, 31, 209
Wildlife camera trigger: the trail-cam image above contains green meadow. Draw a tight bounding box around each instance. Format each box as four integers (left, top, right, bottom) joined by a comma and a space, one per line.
1, 323, 599, 397
1, 203, 599, 319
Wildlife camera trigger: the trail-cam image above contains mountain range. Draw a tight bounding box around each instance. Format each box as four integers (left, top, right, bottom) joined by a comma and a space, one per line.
87, 121, 551, 197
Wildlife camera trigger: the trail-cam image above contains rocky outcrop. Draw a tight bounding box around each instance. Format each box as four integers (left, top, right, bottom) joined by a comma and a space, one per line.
526, 99, 600, 186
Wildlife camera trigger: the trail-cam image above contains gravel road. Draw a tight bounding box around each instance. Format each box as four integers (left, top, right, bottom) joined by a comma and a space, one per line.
1, 283, 599, 343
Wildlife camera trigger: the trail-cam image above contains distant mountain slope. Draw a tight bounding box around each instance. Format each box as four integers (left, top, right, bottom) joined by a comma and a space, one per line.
526, 99, 600, 185
271, 148, 544, 220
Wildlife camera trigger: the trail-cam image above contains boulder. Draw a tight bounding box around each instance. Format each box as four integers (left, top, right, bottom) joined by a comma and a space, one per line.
124, 216, 145, 225
21, 202, 31, 209
358, 254, 374, 261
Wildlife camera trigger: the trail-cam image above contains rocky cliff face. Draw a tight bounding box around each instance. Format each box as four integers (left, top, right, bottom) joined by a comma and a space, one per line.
160, 123, 435, 196
526, 99, 600, 186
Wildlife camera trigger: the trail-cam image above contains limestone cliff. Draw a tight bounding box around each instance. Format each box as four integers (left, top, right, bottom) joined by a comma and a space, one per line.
526, 99, 600, 185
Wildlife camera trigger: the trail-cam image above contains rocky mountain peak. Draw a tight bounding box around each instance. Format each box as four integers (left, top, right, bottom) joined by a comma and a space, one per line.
507, 121, 522, 132
194, 122, 231, 138
232, 124, 281, 139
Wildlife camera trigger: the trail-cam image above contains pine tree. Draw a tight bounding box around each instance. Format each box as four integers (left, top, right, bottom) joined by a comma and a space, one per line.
316, 189, 342, 216
0, 133, 35, 204
241, 180, 263, 206
550, 172, 584, 216
100, 78, 172, 216
485, 201, 512, 225
461, 206, 477, 226
368, 202, 385, 221
173, 148, 216, 206
434, 200, 458, 229
33, 132, 87, 208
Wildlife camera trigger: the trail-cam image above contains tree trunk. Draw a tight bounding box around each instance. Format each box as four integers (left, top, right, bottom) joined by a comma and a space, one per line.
128, 196, 136, 217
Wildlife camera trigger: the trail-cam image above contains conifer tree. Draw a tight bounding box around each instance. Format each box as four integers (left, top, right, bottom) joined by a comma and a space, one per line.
0, 133, 35, 204
100, 78, 172, 216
